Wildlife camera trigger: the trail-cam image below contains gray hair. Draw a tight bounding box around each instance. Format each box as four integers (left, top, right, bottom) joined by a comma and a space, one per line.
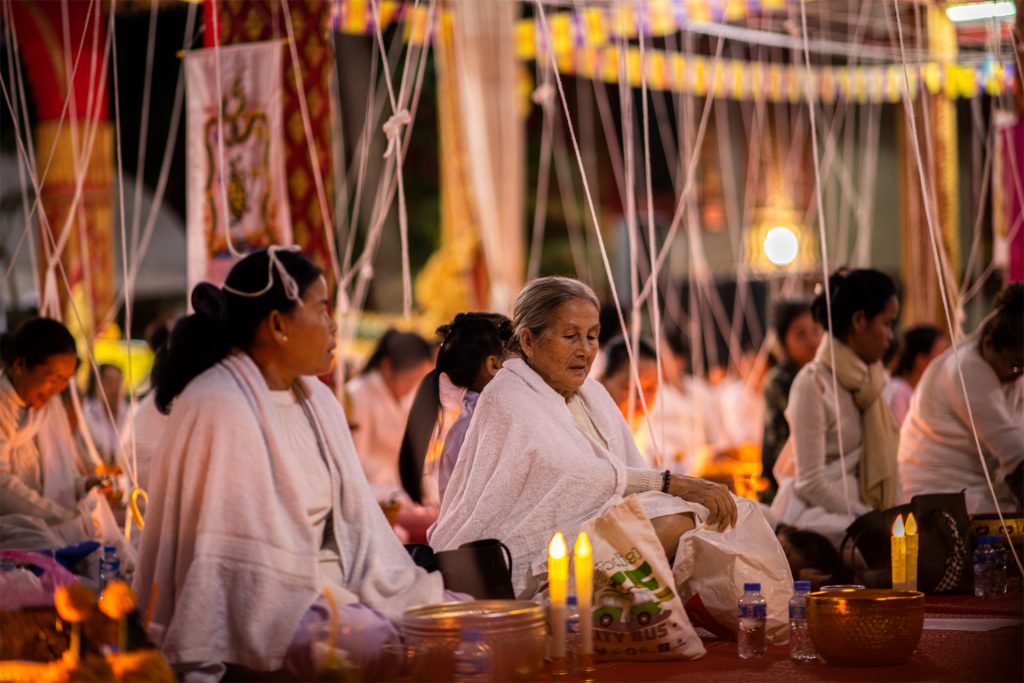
509, 276, 600, 354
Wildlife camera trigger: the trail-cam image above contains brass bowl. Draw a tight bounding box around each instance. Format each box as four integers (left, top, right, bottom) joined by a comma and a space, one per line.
806, 589, 924, 666
401, 600, 546, 682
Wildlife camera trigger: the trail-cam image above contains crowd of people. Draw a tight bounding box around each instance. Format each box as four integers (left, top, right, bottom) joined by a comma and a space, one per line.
1, 247, 1021, 680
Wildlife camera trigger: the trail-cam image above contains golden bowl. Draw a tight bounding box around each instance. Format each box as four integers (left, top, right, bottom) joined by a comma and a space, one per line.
806, 589, 924, 666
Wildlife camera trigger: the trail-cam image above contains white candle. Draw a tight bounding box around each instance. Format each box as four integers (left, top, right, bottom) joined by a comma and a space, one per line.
891, 514, 907, 590
548, 532, 568, 661
574, 532, 594, 660
905, 513, 919, 591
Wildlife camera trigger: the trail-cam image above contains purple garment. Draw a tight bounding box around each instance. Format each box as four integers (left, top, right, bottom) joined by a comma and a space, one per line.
437, 390, 479, 504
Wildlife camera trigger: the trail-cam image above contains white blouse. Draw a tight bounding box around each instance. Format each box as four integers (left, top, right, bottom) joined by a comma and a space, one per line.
899, 341, 1023, 514
785, 360, 868, 515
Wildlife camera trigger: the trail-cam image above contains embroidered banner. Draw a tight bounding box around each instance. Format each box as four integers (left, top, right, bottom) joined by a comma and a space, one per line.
184, 40, 291, 292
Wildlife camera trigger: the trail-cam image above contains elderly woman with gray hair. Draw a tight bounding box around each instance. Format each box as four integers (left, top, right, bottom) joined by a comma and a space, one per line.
430, 276, 739, 597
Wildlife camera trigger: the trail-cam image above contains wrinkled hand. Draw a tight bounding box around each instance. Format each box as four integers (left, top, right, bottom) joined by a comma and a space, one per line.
667, 475, 738, 531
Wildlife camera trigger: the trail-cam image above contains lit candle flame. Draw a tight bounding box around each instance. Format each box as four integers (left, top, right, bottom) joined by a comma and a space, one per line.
892, 514, 905, 537
550, 532, 567, 560
574, 532, 591, 561
905, 513, 917, 536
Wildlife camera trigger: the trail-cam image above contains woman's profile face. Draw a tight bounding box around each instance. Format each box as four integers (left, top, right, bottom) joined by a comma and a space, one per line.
11, 352, 78, 409
847, 296, 899, 365
280, 277, 337, 377
520, 298, 600, 398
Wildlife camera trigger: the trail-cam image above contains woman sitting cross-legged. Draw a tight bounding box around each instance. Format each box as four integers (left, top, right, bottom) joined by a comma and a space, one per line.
134, 248, 450, 682
430, 276, 740, 598
770, 269, 901, 546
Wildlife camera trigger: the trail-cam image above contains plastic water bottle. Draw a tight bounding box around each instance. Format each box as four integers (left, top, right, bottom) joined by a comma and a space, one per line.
989, 537, 1008, 596
975, 536, 1008, 597
98, 544, 121, 590
453, 628, 491, 683
789, 580, 816, 662
737, 582, 767, 660
565, 596, 581, 673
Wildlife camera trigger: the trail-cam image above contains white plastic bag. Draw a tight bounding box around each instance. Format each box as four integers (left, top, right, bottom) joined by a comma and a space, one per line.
581, 495, 706, 661
672, 496, 793, 644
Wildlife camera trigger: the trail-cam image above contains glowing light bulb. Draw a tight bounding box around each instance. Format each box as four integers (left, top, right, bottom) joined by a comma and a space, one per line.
945, 2, 1015, 23
763, 226, 799, 266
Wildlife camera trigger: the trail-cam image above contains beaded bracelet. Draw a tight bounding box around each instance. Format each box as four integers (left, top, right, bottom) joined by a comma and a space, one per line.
661, 469, 672, 493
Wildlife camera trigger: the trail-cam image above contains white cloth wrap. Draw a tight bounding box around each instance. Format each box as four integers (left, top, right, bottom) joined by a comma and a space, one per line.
133, 354, 444, 672
430, 359, 687, 597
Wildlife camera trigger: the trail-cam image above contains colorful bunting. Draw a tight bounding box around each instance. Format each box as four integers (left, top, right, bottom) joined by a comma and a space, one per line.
332, 0, 1017, 102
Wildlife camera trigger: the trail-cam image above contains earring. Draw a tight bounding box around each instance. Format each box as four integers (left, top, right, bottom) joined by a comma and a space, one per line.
282, 335, 289, 342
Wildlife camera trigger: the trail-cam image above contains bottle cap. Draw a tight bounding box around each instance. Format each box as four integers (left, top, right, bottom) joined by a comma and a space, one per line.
462, 628, 483, 641
743, 582, 761, 592
103, 544, 117, 553
794, 580, 811, 592
982, 536, 1002, 544
977, 537, 992, 545
567, 596, 578, 606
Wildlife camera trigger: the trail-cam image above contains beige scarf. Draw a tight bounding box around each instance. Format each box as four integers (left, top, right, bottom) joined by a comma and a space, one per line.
816, 335, 900, 509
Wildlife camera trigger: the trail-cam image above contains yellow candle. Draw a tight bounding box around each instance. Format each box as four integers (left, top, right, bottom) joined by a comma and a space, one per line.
891, 514, 907, 590
574, 533, 594, 659
905, 513, 919, 591
548, 532, 568, 661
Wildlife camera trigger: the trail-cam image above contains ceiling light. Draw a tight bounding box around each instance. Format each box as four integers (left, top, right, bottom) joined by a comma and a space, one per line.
945, 2, 1016, 24
763, 226, 799, 267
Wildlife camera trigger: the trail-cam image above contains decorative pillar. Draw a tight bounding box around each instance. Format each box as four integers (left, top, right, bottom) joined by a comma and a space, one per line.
206, 0, 337, 283
414, 12, 487, 329
899, 5, 960, 326
10, 0, 113, 337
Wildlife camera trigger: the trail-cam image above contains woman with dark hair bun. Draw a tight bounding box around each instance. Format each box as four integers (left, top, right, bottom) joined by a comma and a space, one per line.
900, 283, 1024, 514
134, 248, 448, 681
770, 269, 901, 545
886, 324, 947, 426
398, 312, 512, 505
0, 317, 90, 525
347, 329, 434, 499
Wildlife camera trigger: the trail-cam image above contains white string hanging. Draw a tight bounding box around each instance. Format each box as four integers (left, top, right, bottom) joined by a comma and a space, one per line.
798, 0, 853, 518
891, 0, 1024, 574
281, 0, 341, 285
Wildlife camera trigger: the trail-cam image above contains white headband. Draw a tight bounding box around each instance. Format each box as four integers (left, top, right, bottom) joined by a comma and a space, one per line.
222, 245, 304, 304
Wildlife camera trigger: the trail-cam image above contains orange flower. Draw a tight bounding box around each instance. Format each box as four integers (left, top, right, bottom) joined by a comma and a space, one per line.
99, 581, 137, 620
54, 585, 97, 623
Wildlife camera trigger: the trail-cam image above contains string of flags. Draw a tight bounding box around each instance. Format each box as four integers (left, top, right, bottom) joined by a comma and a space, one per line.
332, 0, 1017, 102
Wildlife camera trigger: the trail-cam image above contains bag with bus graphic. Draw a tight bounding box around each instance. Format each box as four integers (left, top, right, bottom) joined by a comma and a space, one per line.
580, 495, 706, 661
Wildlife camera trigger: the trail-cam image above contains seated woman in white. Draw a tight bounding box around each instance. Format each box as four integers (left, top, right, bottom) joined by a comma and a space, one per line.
899, 284, 1023, 514
635, 331, 723, 476
771, 269, 901, 546
82, 363, 127, 465
886, 324, 947, 427
135, 248, 449, 682
598, 335, 659, 434
0, 318, 106, 548
431, 276, 740, 598
399, 313, 511, 506
347, 329, 433, 501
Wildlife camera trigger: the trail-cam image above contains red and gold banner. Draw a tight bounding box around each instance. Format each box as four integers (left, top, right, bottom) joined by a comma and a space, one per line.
206, 0, 337, 284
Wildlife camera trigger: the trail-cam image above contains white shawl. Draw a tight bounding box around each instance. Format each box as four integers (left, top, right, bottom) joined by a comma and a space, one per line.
133, 354, 444, 672
430, 359, 658, 595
